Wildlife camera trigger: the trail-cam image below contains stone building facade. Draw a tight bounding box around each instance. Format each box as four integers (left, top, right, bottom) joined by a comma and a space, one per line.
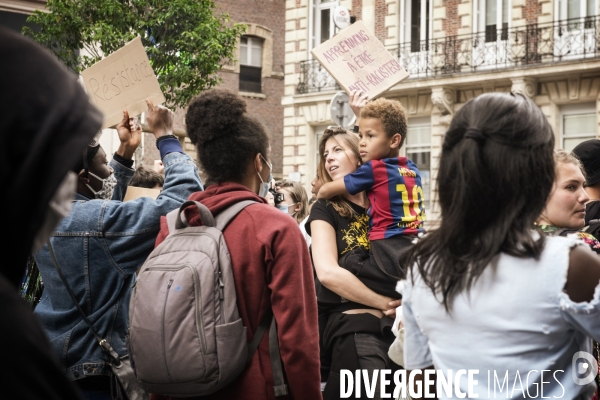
284, 0, 600, 225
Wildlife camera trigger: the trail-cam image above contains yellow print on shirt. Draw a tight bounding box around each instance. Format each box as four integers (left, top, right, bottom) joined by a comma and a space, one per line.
340, 213, 370, 254
398, 167, 417, 178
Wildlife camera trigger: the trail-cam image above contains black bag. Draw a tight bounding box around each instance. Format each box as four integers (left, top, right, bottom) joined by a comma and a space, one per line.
47, 240, 148, 400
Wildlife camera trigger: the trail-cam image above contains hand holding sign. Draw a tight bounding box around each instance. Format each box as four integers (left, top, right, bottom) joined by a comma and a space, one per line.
350, 90, 369, 126
145, 99, 174, 139
115, 110, 142, 159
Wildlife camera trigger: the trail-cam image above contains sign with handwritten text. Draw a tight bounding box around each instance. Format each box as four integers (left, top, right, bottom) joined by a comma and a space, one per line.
81, 37, 165, 129
310, 21, 409, 99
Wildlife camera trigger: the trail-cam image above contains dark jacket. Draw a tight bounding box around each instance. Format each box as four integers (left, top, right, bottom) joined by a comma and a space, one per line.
0, 27, 102, 400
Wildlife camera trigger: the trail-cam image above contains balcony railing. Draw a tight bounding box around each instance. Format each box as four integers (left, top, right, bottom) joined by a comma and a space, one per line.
297, 16, 600, 94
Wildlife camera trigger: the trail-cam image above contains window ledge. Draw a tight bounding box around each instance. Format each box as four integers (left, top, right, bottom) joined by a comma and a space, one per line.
239, 91, 266, 99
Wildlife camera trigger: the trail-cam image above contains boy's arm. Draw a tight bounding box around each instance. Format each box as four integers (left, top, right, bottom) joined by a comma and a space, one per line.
317, 179, 348, 199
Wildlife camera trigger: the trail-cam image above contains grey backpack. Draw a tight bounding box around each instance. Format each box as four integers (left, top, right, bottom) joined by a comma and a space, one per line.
128, 200, 288, 397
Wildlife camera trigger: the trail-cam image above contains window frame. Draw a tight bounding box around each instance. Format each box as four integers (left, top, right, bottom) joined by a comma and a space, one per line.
403, 117, 432, 211
309, 0, 339, 52
239, 35, 264, 93
474, 0, 511, 41
560, 103, 597, 151
400, 0, 433, 52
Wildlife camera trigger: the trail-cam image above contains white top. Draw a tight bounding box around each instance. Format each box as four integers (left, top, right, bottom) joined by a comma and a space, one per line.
403, 235, 600, 399
299, 216, 311, 248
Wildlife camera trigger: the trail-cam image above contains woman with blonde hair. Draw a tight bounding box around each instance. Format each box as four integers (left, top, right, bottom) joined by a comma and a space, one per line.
275, 179, 309, 224
306, 126, 400, 399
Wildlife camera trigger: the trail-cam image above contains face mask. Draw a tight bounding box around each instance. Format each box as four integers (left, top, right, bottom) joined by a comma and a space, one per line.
86, 171, 117, 200
32, 172, 77, 253
277, 203, 297, 216
255, 155, 272, 198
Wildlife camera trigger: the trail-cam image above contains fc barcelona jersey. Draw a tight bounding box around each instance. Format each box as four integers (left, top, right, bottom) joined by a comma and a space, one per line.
344, 156, 425, 240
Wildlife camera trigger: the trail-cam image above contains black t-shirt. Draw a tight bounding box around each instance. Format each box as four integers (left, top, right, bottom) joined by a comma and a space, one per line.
306, 199, 370, 256
306, 199, 372, 312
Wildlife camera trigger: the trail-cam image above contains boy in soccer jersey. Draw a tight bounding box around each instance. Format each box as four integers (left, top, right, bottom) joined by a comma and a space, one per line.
317, 92, 426, 298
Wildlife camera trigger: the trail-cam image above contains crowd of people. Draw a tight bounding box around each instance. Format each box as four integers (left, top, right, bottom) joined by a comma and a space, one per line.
3, 26, 600, 400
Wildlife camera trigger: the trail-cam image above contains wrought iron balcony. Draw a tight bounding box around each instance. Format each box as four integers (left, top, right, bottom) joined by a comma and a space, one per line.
297, 16, 600, 94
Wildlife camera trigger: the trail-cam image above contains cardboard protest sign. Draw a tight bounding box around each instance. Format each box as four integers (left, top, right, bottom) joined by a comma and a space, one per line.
123, 186, 161, 202
81, 37, 165, 129
310, 21, 409, 99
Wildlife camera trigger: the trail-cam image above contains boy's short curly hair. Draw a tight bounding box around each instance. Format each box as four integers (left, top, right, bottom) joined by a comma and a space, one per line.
361, 98, 408, 147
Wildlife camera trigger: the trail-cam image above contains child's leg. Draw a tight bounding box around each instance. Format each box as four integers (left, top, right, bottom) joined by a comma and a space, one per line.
370, 235, 415, 281
339, 245, 402, 298
338, 247, 370, 277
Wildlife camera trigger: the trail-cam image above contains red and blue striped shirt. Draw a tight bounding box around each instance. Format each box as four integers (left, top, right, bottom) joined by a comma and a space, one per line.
344, 156, 425, 240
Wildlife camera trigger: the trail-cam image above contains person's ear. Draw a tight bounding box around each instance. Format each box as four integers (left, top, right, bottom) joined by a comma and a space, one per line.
390, 133, 402, 149
294, 203, 301, 213
77, 170, 89, 184
254, 153, 263, 173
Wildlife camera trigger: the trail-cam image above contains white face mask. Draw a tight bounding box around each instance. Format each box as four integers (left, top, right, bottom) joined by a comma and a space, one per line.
255, 155, 272, 198
86, 171, 117, 200
32, 172, 77, 253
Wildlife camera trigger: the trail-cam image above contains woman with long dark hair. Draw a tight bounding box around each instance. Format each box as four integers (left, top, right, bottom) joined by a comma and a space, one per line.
402, 92, 600, 398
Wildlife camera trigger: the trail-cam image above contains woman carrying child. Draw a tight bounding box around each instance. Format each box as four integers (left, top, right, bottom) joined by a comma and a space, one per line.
307, 126, 401, 400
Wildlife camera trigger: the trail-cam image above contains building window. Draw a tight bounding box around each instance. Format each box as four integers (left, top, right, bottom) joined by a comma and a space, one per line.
476, 0, 509, 42
311, 0, 338, 50
558, 0, 597, 20
239, 36, 263, 93
557, 0, 598, 29
402, 0, 432, 52
405, 120, 431, 212
561, 104, 597, 151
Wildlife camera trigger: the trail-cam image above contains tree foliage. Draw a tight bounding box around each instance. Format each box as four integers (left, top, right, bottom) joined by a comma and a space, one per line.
24, 0, 246, 109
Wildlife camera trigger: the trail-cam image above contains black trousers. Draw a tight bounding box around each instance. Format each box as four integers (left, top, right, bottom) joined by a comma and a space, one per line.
322, 312, 399, 400
339, 235, 414, 299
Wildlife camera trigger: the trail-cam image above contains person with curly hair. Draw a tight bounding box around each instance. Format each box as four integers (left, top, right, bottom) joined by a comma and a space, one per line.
150, 89, 321, 400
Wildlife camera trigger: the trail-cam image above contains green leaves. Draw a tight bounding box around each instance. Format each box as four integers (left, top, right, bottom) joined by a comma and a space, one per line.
24, 0, 246, 109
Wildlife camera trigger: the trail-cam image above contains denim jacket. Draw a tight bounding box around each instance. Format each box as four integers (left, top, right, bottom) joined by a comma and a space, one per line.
34, 151, 203, 381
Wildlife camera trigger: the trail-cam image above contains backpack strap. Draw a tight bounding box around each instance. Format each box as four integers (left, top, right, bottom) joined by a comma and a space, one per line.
211, 200, 288, 397
166, 200, 216, 234
214, 200, 257, 232
269, 317, 289, 397
46, 239, 122, 367
247, 310, 289, 397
